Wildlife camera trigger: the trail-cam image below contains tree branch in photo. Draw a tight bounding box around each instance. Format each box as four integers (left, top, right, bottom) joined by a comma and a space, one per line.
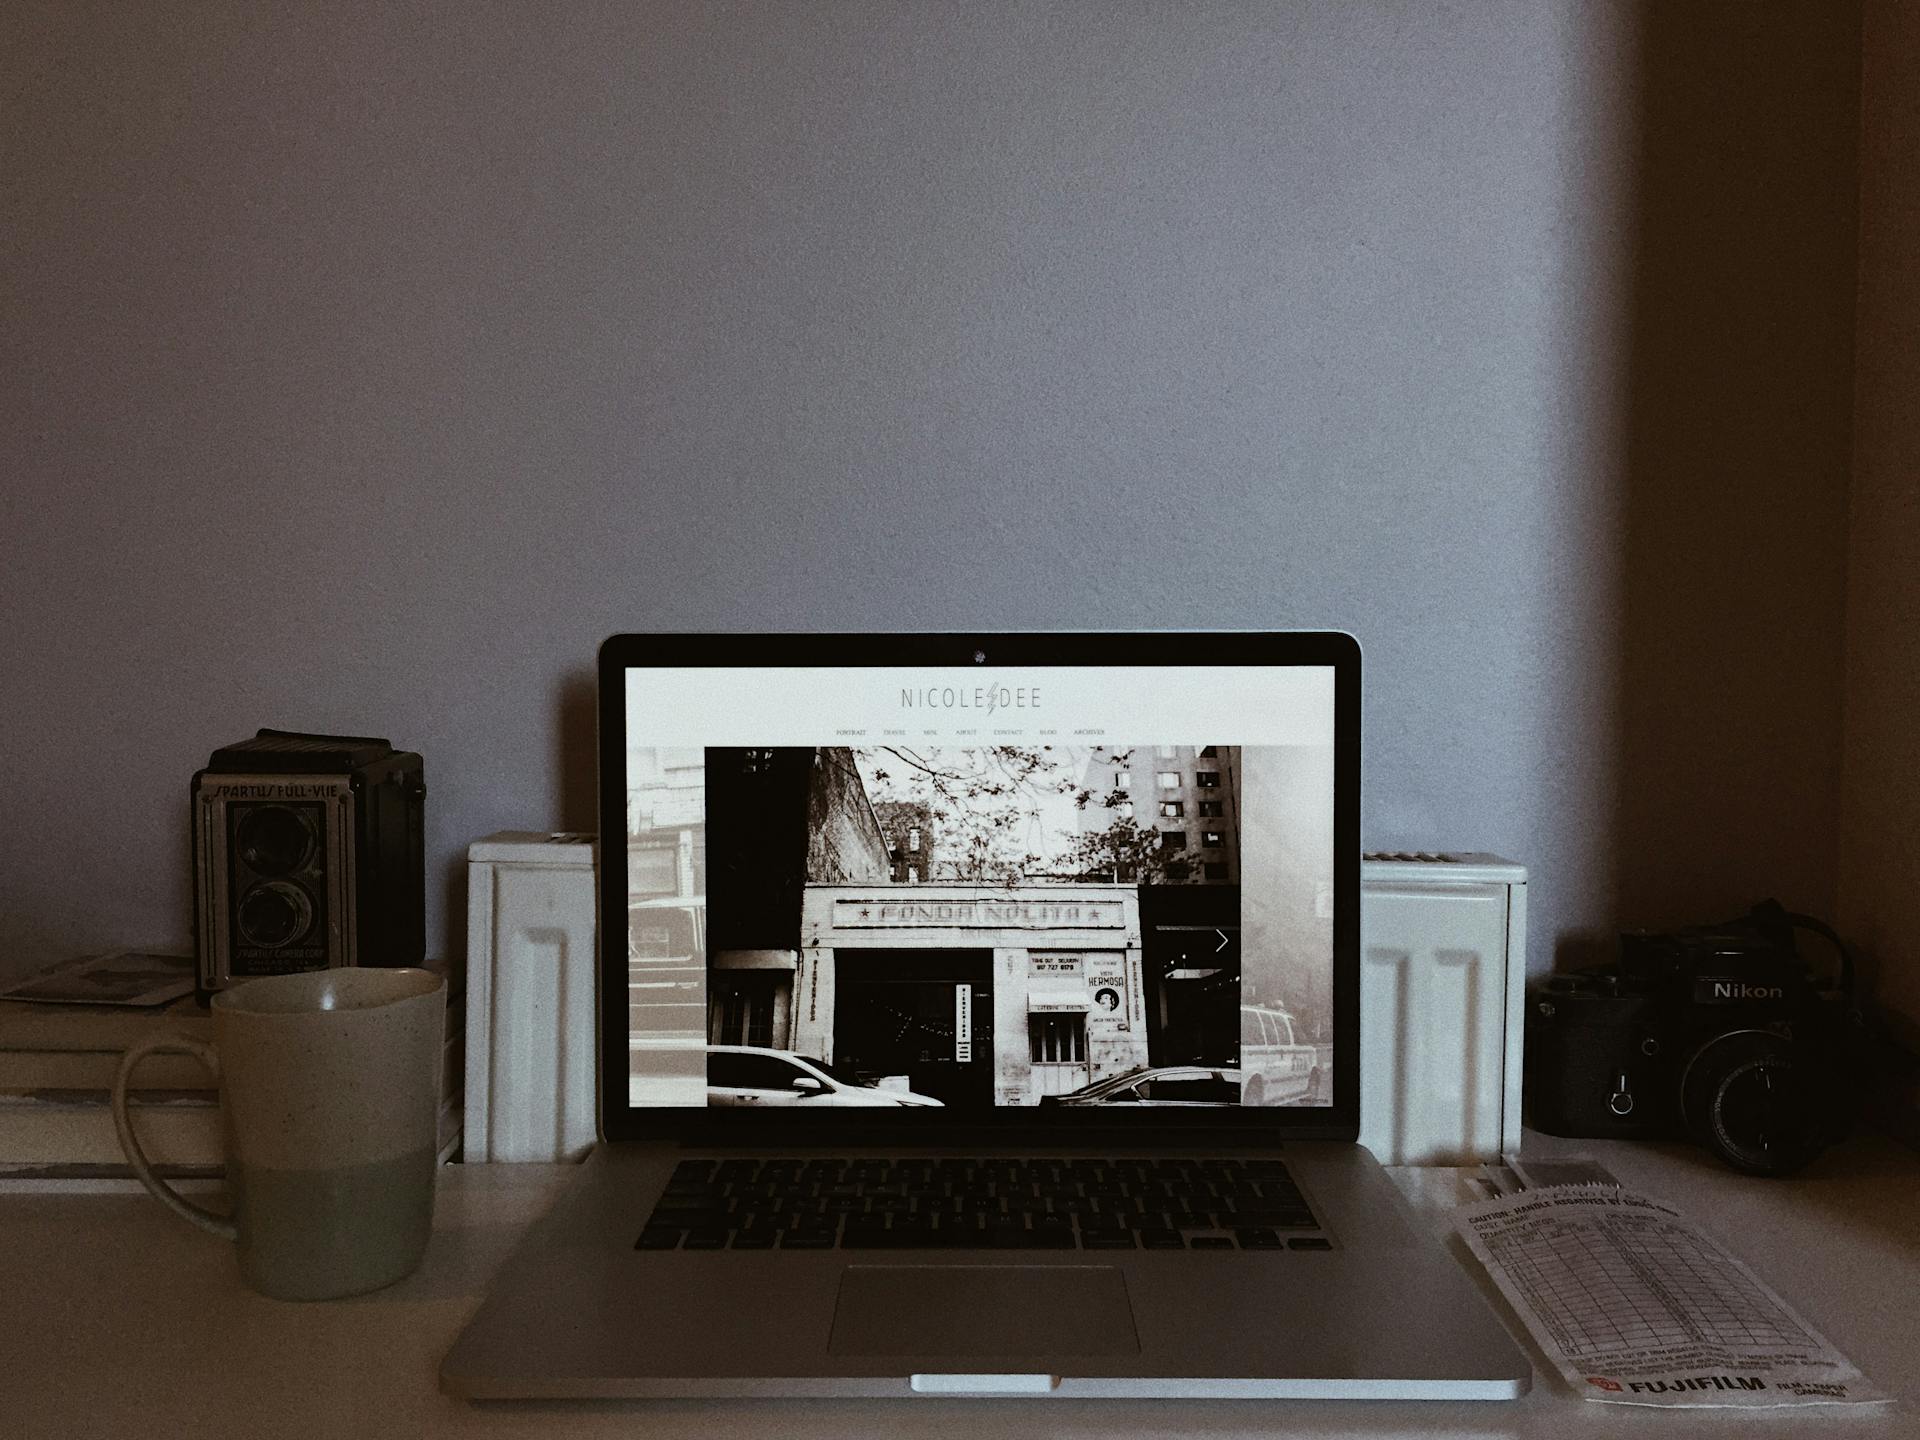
857, 745, 1081, 883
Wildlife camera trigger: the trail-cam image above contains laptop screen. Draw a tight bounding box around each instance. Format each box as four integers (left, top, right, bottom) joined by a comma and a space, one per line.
619, 655, 1339, 1117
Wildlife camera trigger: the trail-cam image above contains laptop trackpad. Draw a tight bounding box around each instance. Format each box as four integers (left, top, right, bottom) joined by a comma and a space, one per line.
828, 1265, 1140, 1357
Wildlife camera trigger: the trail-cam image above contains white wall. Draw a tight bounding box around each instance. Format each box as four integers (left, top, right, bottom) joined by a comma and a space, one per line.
0, 3, 1862, 984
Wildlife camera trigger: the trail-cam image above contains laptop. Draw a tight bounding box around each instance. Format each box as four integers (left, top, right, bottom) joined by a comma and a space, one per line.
441, 632, 1530, 1399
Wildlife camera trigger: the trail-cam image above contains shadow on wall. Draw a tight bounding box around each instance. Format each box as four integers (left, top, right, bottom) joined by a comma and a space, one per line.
1576, 3, 1860, 968
556, 670, 598, 834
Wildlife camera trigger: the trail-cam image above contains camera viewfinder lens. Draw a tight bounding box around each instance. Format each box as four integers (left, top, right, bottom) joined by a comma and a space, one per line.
236, 806, 315, 876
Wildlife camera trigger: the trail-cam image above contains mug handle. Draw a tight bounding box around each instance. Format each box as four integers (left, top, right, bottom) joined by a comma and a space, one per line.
111, 1034, 238, 1242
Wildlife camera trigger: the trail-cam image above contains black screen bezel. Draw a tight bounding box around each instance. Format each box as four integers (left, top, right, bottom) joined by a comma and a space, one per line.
598, 631, 1361, 1148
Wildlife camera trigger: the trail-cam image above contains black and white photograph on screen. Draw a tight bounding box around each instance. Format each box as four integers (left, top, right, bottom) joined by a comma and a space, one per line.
627, 736, 1335, 1109
624, 746, 710, 1106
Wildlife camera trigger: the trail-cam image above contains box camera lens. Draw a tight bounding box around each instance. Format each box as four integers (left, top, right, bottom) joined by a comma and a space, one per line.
237, 880, 315, 949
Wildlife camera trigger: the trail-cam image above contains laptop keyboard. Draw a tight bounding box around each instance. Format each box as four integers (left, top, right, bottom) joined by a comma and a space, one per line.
636, 1157, 1330, 1252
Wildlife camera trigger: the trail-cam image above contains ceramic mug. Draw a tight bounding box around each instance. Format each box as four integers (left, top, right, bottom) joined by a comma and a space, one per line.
111, 967, 445, 1301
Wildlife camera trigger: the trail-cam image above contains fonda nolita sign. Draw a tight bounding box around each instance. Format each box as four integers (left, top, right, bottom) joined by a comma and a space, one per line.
832, 898, 1127, 929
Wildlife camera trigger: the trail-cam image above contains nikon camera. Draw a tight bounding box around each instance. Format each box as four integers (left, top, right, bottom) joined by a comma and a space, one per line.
192, 730, 425, 997
1526, 902, 1863, 1175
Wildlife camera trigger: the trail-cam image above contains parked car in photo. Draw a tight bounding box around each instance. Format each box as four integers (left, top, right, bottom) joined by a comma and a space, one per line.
627, 895, 706, 1038
1038, 1064, 1242, 1107
627, 1033, 708, 1108
625, 896, 708, 1107
706, 1045, 945, 1107
628, 894, 704, 966
1240, 1004, 1322, 1106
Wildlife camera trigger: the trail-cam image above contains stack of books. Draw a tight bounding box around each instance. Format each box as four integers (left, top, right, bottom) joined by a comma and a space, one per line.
0, 973, 466, 1182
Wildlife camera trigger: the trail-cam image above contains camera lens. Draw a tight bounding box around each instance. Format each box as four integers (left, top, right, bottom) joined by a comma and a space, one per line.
237, 881, 315, 949
236, 806, 315, 876
1680, 1031, 1826, 1176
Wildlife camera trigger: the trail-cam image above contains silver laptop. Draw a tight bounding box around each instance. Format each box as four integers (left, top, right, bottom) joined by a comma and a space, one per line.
441, 632, 1529, 1399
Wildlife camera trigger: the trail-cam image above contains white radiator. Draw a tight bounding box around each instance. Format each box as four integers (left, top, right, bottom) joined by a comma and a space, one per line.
463, 832, 599, 1162
464, 833, 1528, 1167
1359, 852, 1528, 1165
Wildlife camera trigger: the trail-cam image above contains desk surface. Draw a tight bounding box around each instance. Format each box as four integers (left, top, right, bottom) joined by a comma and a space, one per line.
2, 1133, 1914, 1439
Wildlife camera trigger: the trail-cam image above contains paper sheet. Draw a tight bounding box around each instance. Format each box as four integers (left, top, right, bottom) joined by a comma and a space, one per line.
0, 950, 195, 1007
1456, 1185, 1888, 1408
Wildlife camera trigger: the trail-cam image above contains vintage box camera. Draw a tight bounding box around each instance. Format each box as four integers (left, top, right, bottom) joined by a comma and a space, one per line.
1526, 902, 1862, 1175
192, 730, 425, 996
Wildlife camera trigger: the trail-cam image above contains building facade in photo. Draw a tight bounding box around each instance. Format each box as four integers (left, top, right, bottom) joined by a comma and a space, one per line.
714, 883, 1148, 1106
703, 746, 891, 1050
1078, 745, 1243, 1066
1078, 744, 1241, 882
871, 799, 935, 884
627, 746, 706, 900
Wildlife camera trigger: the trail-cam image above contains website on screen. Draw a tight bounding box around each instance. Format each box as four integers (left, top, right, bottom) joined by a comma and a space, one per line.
624, 666, 1335, 1111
